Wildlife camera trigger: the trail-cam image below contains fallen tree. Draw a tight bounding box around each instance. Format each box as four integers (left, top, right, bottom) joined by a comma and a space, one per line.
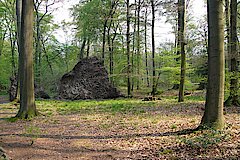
59, 57, 121, 100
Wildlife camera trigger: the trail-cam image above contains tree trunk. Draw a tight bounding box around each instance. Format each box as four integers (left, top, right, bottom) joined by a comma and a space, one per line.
108, 21, 118, 84
151, 0, 156, 96
225, 0, 240, 106
79, 38, 86, 60
126, 0, 131, 97
102, 20, 108, 64
16, 0, 38, 119
15, 0, 22, 102
9, 31, 16, 76
16, 0, 22, 49
107, 21, 113, 83
136, 0, 141, 90
225, 0, 230, 70
131, 0, 137, 92
178, 0, 186, 102
41, 38, 54, 75
199, 0, 225, 130
86, 38, 90, 58
144, 7, 150, 87
35, 12, 41, 86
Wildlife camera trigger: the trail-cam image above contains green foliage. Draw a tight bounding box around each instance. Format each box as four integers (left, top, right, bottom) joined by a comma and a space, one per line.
159, 149, 173, 155
155, 46, 180, 89
179, 129, 231, 149
71, 0, 105, 41
224, 70, 240, 99
6, 117, 18, 123
0, 42, 14, 89
170, 124, 177, 129
185, 95, 204, 101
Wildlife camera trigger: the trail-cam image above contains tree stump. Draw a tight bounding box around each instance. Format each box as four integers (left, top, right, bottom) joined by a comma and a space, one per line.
9, 76, 18, 101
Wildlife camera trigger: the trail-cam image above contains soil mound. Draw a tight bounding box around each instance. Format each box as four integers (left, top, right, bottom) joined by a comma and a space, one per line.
59, 57, 121, 100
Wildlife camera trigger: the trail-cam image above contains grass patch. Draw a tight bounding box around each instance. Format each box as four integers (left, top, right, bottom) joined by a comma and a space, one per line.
185, 95, 205, 101
6, 117, 18, 122
36, 99, 159, 115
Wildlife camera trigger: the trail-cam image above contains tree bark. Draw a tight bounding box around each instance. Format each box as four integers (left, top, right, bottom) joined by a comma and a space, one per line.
199, 0, 225, 130
15, 0, 22, 102
41, 37, 54, 75
144, 7, 150, 87
16, 0, 38, 119
178, 0, 186, 102
131, 0, 137, 91
86, 38, 90, 58
136, 0, 141, 90
79, 38, 86, 60
34, 7, 41, 86
102, 20, 108, 63
151, 0, 156, 96
225, 0, 240, 106
126, 0, 131, 97
225, 0, 230, 70
9, 30, 17, 76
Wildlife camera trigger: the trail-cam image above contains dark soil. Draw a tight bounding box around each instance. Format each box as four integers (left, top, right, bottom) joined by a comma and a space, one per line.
59, 57, 121, 100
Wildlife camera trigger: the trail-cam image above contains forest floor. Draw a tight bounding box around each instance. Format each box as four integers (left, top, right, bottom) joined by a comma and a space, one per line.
0, 90, 239, 160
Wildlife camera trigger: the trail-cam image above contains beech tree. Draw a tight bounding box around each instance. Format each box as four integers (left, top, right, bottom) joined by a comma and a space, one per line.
16, 0, 37, 119
178, 0, 186, 102
225, 0, 240, 106
144, 6, 150, 87
199, 0, 225, 130
151, 0, 156, 96
126, 0, 131, 97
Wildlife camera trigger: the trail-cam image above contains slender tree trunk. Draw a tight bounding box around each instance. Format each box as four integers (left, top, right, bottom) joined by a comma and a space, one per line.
79, 38, 86, 60
107, 19, 117, 84
16, 0, 22, 50
172, 10, 180, 90
136, 0, 141, 90
225, 0, 230, 70
131, 0, 137, 91
41, 38, 54, 75
102, 20, 108, 63
126, 0, 131, 97
144, 7, 150, 87
15, 0, 22, 101
16, 0, 37, 119
225, 0, 239, 106
151, 0, 156, 96
199, 0, 225, 130
178, 0, 186, 102
107, 21, 113, 82
35, 12, 41, 86
9, 31, 16, 76
86, 38, 90, 58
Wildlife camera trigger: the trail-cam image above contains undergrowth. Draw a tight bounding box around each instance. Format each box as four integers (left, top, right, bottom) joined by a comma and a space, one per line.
179, 128, 231, 149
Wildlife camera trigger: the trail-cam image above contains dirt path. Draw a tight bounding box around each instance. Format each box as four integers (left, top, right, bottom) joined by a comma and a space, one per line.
0, 100, 239, 160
